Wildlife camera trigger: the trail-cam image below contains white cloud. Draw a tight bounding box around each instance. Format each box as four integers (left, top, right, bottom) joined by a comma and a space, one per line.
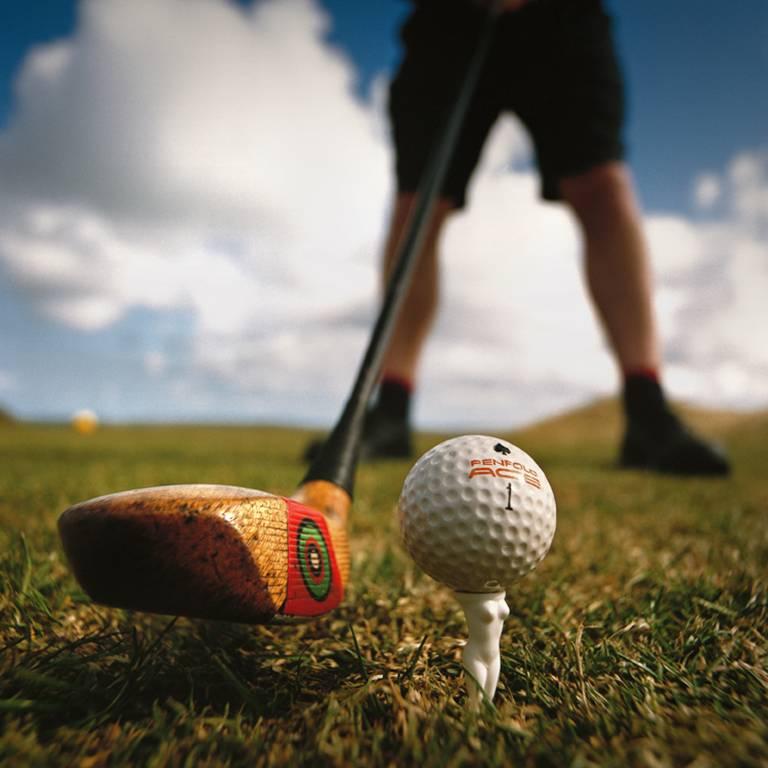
0, 0, 388, 327
693, 173, 721, 210
0, 0, 766, 426
728, 152, 768, 234
648, 152, 768, 410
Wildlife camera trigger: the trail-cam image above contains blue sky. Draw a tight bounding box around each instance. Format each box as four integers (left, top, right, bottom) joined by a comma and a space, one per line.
0, 0, 766, 426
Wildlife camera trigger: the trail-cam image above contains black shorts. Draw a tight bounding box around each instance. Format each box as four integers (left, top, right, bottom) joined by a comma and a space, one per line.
389, 0, 625, 205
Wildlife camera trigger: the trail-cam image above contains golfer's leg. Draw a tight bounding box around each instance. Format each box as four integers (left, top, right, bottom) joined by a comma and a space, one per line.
302, 193, 452, 461
379, 192, 454, 383
561, 162, 729, 475
560, 161, 660, 374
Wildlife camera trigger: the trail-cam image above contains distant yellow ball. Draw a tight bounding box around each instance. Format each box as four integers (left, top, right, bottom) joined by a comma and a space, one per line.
71, 409, 99, 434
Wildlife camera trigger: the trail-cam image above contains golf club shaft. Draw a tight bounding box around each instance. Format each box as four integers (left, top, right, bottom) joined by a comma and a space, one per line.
302, 0, 504, 495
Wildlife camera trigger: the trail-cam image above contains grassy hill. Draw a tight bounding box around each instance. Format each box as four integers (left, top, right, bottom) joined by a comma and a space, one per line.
0, 406, 766, 766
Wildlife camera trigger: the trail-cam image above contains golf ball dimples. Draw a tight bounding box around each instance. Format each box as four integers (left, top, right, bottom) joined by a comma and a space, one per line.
398, 435, 556, 593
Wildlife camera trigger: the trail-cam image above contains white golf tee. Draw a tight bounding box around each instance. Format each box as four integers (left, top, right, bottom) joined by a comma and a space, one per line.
453, 590, 509, 708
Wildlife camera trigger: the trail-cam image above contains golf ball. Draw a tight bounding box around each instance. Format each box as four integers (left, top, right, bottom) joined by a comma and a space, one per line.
398, 435, 556, 593
71, 409, 99, 435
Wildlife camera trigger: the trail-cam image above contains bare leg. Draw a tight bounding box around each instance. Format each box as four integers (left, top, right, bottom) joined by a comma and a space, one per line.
379, 192, 455, 382
560, 162, 660, 374
560, 163, 730, 475
302, 192, 453, 462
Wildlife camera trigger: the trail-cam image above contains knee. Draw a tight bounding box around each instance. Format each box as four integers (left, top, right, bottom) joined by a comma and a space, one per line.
560, 162, 639, 228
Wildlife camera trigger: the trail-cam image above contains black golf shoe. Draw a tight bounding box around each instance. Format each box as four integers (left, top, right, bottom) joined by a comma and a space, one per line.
619, 409, 730, 476
620, 376, 730, 476
359, 409, 413, 460
303, 409, 413, 463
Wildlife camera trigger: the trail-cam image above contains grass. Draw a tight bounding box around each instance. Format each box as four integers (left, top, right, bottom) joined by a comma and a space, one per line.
0, 401, 766, 766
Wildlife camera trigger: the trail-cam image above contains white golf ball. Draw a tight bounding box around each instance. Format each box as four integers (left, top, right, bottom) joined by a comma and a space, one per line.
398, 435, 556, 593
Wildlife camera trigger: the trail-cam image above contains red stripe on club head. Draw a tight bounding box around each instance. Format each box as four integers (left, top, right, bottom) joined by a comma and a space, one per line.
282, 498, 343, 617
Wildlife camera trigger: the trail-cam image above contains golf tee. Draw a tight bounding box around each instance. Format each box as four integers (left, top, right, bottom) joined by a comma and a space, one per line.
453, 590, 509, 709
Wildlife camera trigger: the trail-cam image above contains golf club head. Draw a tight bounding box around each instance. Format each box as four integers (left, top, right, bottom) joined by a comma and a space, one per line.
59, 482, 350, 623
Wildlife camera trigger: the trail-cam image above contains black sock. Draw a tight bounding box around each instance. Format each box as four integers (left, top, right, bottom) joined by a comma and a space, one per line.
623, 373, 673, 428
374, 376, 412, 422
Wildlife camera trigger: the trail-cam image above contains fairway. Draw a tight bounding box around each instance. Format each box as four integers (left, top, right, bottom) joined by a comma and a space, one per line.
1, 401, 766, 766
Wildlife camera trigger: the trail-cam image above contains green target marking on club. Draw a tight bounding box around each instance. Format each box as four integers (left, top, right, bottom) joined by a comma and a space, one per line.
297, 519, 332, 601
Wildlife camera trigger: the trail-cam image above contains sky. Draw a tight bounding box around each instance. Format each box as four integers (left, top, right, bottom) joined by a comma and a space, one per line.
0, 0, 766, 428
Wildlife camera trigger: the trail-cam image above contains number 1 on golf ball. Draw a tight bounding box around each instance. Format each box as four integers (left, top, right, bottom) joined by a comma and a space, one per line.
398, 435, 556, 706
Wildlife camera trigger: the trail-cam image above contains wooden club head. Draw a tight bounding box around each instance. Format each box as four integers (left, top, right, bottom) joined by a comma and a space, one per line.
59, 482, 350, 623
